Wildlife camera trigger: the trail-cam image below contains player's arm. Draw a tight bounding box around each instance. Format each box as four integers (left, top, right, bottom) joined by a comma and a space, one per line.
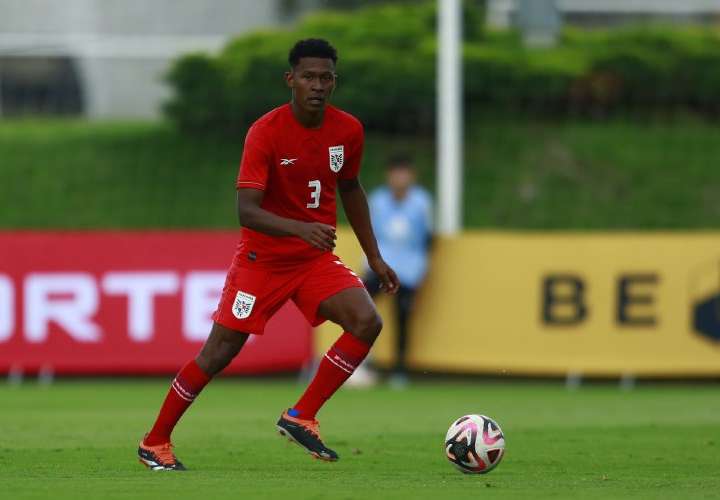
236, 189, 336, 251
338, 177, 399, 294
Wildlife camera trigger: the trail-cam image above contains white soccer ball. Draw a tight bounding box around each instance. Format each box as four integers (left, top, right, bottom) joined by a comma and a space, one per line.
444, 414, 505, 474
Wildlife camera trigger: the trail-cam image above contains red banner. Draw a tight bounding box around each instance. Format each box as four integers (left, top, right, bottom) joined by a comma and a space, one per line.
0, 232, 312, 375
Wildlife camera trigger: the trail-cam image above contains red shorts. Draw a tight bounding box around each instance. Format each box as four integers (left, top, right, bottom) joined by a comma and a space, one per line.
212, 253, 365, 335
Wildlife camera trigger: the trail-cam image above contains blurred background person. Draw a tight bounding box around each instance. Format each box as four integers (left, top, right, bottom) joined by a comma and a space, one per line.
352, 154, 433, 388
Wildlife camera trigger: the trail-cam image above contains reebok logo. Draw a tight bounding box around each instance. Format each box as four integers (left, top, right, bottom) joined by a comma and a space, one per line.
280, 158, 297, 166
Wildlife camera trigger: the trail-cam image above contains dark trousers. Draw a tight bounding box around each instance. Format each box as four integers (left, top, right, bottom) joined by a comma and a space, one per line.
363, 271, 417, 375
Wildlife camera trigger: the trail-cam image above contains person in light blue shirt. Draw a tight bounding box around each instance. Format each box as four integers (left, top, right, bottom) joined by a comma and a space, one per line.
363, 154, 433, 386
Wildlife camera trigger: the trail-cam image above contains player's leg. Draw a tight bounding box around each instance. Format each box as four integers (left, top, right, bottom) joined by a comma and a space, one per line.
140, 258, 289, 469
344, 270, 382, 387
277, 258, 378, 461
195, 322, 251, 376
138, 323, 249, 470
389, 285, 417, 388
277, 286, 380, 461
292, 286, 381, 418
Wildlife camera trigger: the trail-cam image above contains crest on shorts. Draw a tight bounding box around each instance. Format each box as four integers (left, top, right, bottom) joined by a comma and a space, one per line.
329, 145, 344, 173
232, 291, 256, 319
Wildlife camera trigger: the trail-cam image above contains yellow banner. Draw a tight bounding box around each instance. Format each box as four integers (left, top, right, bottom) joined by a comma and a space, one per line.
316, 231, 720, 377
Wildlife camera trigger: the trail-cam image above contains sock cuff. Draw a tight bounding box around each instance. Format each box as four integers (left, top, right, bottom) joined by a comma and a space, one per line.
174, 360, 210, 398
335, 332, 372, 357
332, 332, 371, 362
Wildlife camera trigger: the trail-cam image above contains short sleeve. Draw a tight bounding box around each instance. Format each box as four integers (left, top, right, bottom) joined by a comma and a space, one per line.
236, 124, 272, 190
339, 122, 364, 180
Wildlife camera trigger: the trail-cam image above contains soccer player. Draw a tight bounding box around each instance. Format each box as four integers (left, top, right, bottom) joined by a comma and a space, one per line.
137, 38, 399, 470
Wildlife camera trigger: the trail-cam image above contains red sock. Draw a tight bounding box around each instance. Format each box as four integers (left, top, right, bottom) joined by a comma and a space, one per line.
291, 332, 371, 420
144, 359, 211, 446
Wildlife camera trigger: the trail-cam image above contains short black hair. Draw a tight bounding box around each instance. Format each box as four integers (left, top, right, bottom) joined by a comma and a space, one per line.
288, 38, 338, 68
386, 153, 415, 170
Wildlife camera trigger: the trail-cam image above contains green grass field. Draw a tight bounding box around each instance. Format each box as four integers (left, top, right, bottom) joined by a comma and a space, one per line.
2, 380, 719, 499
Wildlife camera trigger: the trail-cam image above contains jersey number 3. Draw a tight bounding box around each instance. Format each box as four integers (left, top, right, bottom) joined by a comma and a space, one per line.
307, 179, 321, 209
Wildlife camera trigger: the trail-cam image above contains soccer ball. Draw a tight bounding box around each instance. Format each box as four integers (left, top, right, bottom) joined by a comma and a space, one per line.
444, 414, 505, 474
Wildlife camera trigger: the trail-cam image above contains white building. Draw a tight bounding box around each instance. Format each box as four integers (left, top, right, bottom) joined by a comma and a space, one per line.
0, 0, 317, 119
488, 0, 720, 29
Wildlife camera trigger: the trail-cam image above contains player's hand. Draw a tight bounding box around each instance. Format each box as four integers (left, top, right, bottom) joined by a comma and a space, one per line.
368, 256, 400, 294
295, 222, 337, 251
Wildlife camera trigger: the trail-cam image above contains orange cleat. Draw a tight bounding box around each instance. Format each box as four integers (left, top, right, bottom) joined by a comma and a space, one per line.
276, 410, 339, 461
137, 434, 187, 471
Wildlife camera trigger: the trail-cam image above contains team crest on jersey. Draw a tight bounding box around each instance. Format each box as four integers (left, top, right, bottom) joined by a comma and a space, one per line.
329, 145, 344, 173
232, 291, 256, 319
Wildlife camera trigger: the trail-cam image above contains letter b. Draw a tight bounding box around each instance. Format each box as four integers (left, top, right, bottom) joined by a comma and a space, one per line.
542, 275, 587, 325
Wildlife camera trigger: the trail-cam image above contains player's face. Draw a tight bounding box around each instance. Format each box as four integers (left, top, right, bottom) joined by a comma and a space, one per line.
387, 166, 416, 197
286, 57, 336, 113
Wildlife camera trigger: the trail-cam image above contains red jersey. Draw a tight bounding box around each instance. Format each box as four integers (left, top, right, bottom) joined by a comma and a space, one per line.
235, 103, 364, 266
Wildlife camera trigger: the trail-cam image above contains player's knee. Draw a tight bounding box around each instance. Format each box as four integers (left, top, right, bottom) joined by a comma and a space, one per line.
350, 309, 383, 344
196, 325, 248, 376
196, 342, 237, 377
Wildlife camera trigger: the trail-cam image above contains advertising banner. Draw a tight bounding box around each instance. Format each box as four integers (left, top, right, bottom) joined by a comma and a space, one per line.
0, 232, 312, 375
320, 231, 720, 377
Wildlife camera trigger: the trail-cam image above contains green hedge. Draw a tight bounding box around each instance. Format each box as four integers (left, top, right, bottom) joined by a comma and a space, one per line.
4, 118, 720, 229
165, 2, 720, 135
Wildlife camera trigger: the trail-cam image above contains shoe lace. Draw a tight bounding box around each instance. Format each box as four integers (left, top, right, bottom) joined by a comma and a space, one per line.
154, 443, 177, 465
300, 419, 322, 440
